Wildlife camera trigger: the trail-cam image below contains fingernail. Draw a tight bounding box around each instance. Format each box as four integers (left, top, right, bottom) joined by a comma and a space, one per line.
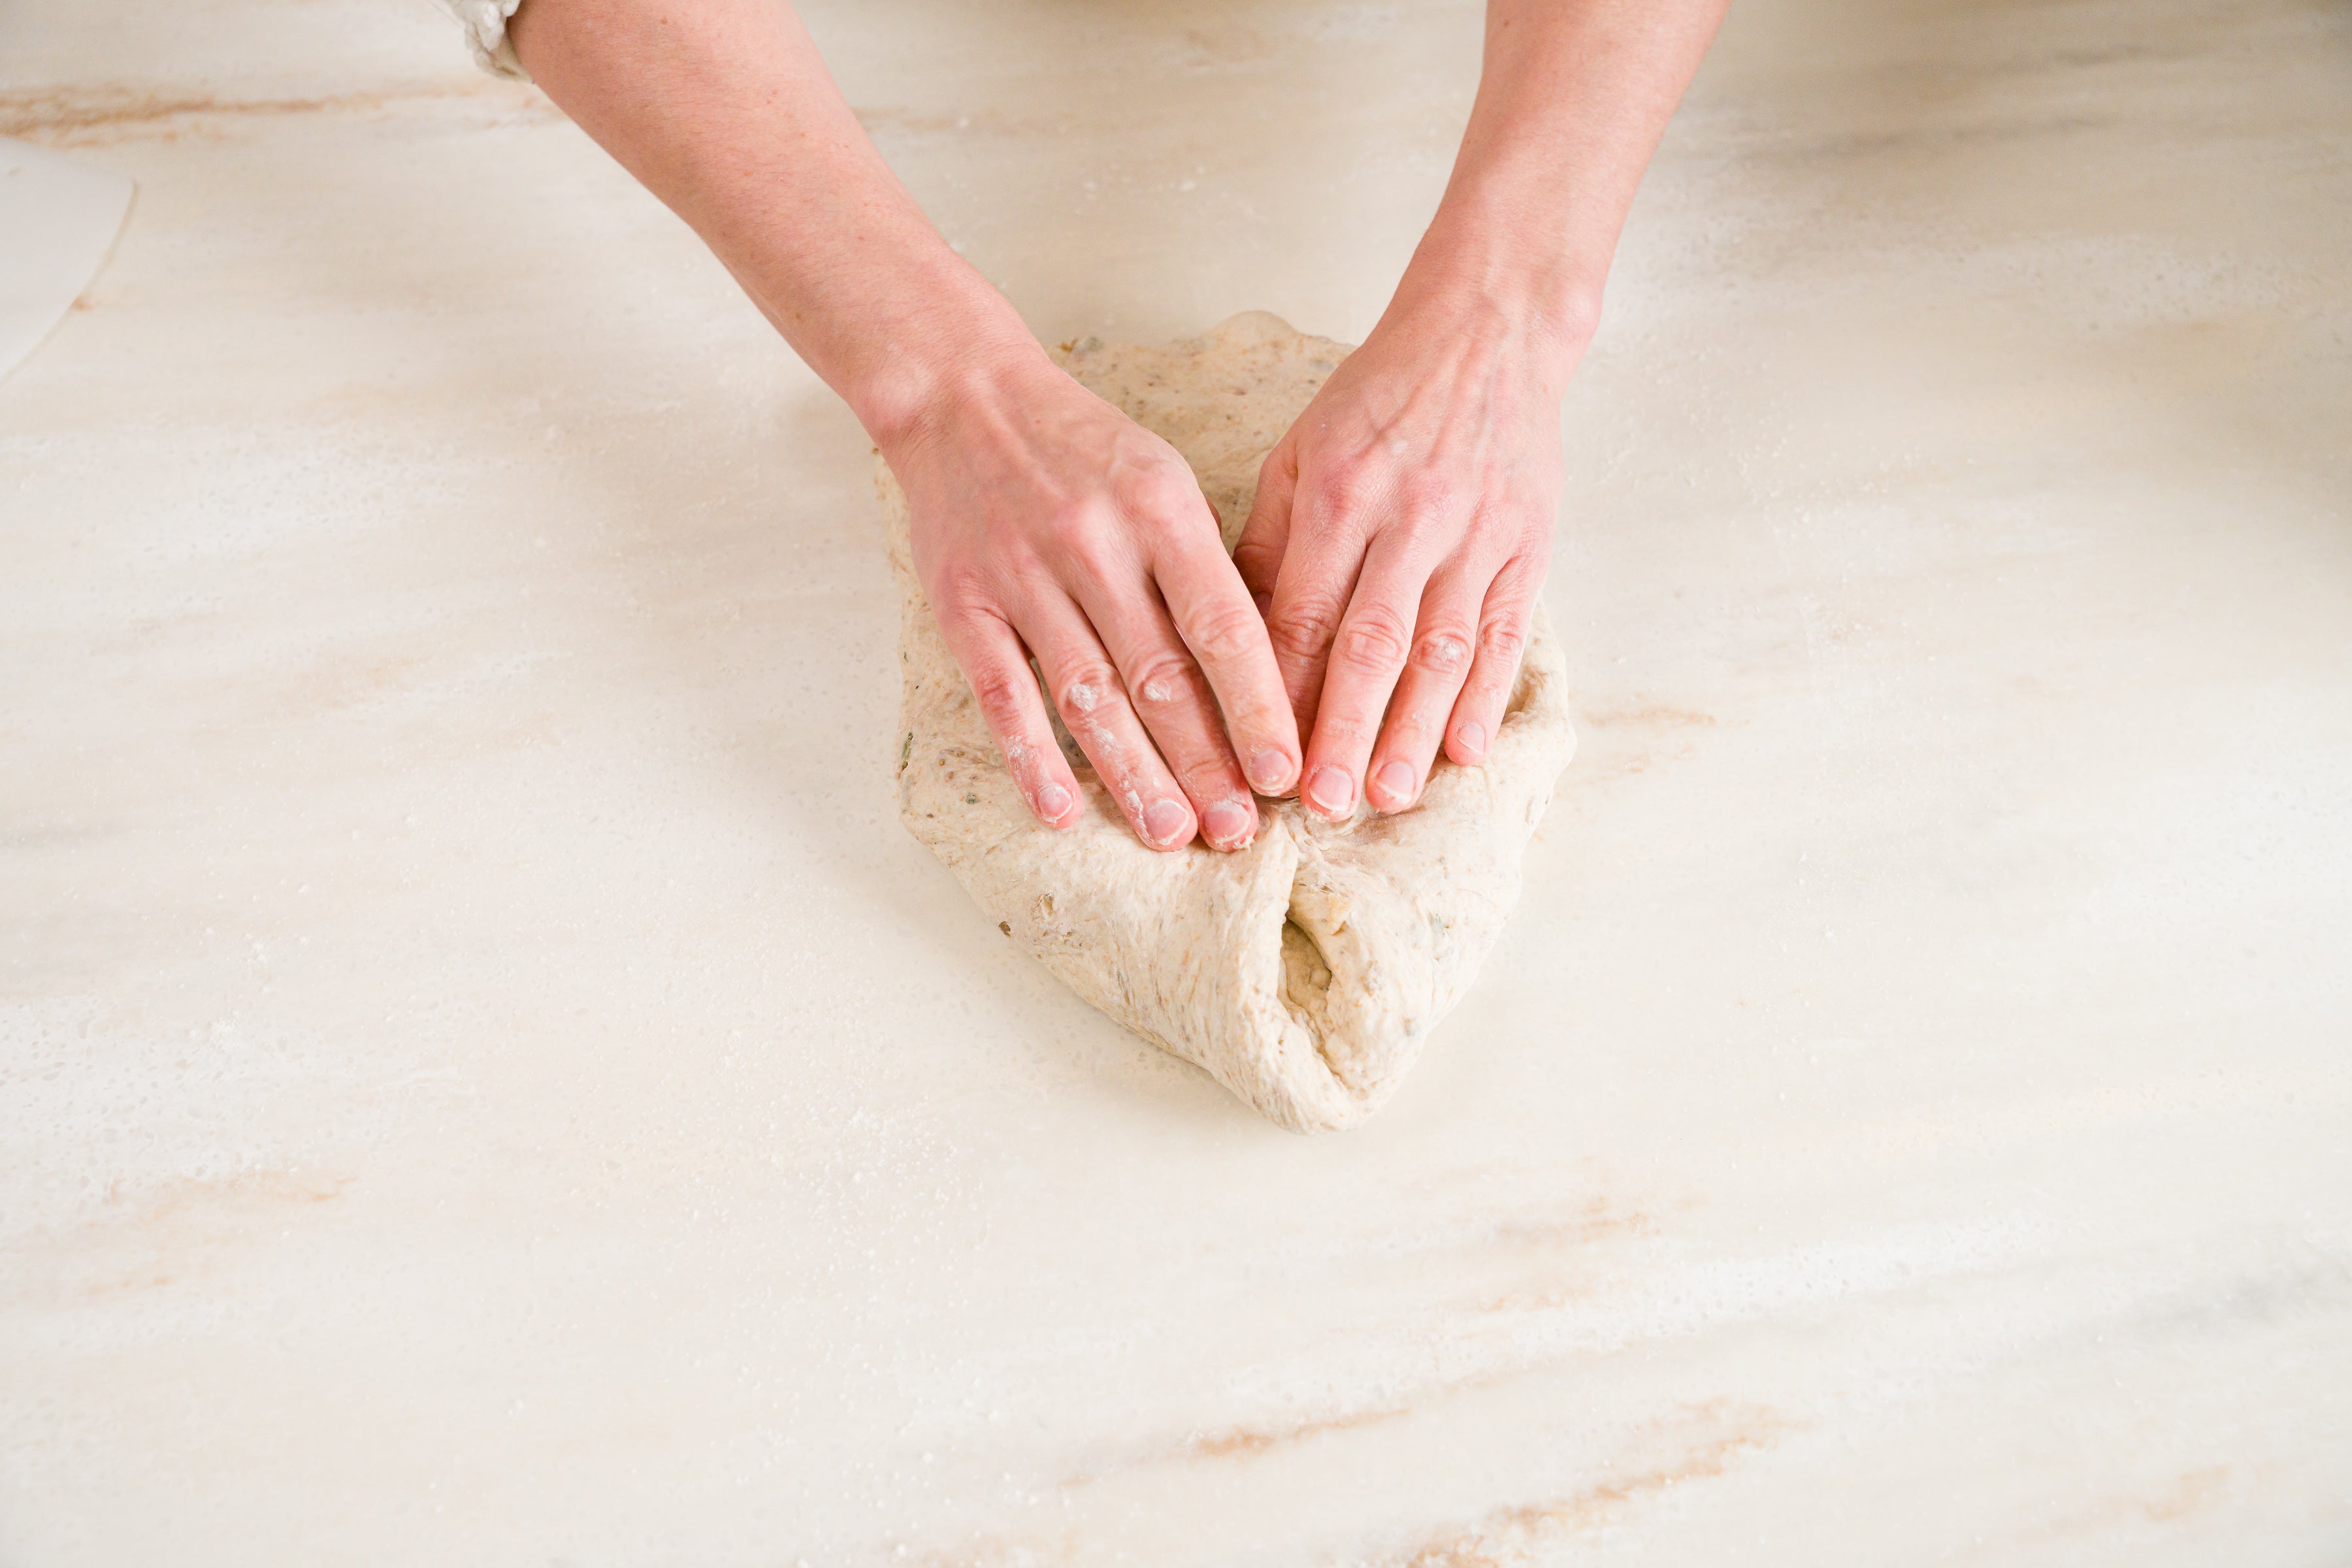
1201, 799, 1254, 847
1143, 798, 1192, 846
1034, 781, 1073, 821
1247, 747, 1292, 794
1305, 765, 1354, 816
1372, 760, 1416, 809
1457, 721, 1486, 760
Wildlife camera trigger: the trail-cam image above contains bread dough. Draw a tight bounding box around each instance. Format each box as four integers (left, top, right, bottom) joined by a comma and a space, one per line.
877, 312, 1576, 1132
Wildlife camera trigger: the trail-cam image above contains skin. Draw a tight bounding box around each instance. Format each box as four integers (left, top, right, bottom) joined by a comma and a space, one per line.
510, 0, 1727, 849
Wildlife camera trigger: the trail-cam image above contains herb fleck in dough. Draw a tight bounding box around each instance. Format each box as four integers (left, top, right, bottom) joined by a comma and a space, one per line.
878, 312, 1576, 1132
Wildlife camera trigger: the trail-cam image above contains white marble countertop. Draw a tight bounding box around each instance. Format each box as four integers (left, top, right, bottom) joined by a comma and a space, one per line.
4, 0, 2349, 1561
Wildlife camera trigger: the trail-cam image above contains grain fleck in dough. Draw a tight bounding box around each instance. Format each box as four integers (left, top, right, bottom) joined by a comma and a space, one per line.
877, 312, 1576, 1132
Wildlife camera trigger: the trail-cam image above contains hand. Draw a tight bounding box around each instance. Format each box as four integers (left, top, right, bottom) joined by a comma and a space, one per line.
1234, 289, 1583, 819
885, 346, 1302, 851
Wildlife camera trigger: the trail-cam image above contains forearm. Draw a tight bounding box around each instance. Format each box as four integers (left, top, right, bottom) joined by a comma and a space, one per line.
1397, 0, 1729, 360
508, 0, 1044, 444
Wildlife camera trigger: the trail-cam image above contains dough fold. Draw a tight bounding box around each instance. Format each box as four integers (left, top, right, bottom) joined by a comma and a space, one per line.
878, 312, 1575, 1132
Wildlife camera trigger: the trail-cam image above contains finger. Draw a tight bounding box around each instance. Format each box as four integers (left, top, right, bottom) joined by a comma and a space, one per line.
932, 603, 1083, 828
1068, 565, 1262, 853
1016, 593, 1200, 852
1444, 551, 1544, 769
1149, 508, 1301, 802
1260, 474, 1371, 749
1364, 561, 1486, 811
1230, 440, 1297, 617
1300, 527, 1434, 821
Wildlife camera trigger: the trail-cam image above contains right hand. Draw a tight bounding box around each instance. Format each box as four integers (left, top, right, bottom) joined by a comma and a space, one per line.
882, 346, 1302, 853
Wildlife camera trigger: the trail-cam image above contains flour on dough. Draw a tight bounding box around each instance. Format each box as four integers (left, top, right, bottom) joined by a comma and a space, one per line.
877, 312, 1576, 1132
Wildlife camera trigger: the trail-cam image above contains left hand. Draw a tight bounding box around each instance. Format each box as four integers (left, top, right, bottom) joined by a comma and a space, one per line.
1234, 288, 1586, 819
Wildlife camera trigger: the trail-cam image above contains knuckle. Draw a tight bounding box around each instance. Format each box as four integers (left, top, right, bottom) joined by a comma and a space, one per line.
1400, 473, 1458, 525
1497, 536, 1552, 585
1502, 504, 1552, 552
1180, 598, 1267, 667
1467, 496, 1538, 547
926, 563, 998, 619
1140, 510, 1218, 562
1478, 615, 1527, 664
967, 664, 1037, 730
1053, 661, 1124, 725
1412, 624, 1475, 675
1049, 503, 1126, 579
1305, 463, 1367, 518
935, 602, 1019, 663
1126, 651, 1201, 711
1128, 463, 1207, 523
1333, 605, 1413, 673
1039, 495, 1097, 536
1268, 602, 1341, 664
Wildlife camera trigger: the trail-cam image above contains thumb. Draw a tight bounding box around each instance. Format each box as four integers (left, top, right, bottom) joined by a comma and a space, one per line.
1230, 438, 1298, 618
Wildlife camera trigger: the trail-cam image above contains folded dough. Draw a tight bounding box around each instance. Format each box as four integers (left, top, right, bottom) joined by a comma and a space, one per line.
877, 312, 1575, 1132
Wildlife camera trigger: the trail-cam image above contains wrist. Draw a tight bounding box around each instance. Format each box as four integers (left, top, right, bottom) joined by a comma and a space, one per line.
1392, 191, 1605, 375
839, 286, 1051, 457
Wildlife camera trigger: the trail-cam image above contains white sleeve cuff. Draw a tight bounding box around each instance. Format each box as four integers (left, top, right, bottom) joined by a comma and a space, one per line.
443, 0, 531, 81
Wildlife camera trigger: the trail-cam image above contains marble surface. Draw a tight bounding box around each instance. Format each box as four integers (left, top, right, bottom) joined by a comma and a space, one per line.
4, 0, 2350, 1561
0, 138, 134, 384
